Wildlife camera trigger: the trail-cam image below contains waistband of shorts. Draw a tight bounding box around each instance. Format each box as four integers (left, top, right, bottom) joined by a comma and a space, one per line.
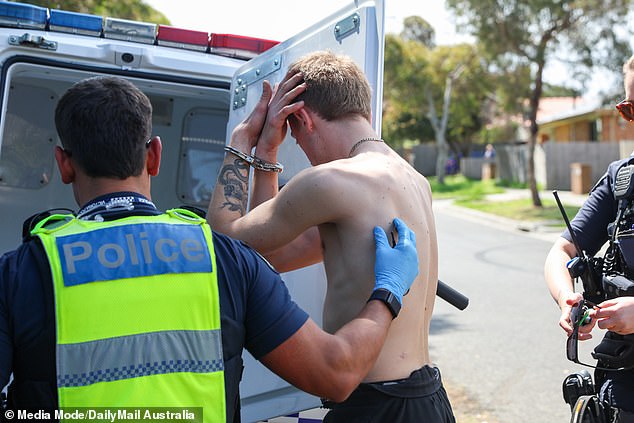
358, 364, 443, 398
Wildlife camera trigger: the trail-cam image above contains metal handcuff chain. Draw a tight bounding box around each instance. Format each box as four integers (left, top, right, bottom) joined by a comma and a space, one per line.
224, 145, 284, 173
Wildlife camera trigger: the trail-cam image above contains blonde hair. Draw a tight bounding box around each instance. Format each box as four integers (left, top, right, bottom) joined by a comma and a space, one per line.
288, 51, 372, 122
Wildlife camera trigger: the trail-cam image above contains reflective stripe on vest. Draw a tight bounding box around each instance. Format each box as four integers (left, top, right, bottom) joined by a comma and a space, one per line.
32, 209, 225, 421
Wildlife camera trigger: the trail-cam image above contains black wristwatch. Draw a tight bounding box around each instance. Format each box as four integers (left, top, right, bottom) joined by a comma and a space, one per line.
368, 288, 401, 319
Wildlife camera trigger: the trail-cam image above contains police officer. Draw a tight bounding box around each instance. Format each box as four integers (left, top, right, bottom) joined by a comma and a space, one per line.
0, 76, 419, 422
544, 56, 634, 422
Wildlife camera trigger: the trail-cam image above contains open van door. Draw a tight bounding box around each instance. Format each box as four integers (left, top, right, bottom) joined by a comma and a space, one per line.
227, 1, 385, 421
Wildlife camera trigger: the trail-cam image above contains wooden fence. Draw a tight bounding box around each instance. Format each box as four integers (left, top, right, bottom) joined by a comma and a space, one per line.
411, 141, 634, 192
537, 142, 619, 190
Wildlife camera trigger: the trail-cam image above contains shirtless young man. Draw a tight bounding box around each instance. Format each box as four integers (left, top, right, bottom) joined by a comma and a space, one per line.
208, 51, 455, 422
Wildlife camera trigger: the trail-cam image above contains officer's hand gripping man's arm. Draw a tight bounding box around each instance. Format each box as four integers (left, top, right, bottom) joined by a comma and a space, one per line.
259, 218, 418, 402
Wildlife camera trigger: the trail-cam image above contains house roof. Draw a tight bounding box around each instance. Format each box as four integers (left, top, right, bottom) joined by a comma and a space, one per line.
536, 96, 605, 124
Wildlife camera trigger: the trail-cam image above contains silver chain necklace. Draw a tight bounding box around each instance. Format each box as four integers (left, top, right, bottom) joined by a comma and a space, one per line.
348, 137, 384, 158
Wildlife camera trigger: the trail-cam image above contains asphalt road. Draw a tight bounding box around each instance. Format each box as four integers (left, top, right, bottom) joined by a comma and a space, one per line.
431, 200, 602, 423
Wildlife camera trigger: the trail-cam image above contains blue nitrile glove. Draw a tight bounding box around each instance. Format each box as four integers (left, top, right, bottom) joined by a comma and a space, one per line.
373, 217, 419, 305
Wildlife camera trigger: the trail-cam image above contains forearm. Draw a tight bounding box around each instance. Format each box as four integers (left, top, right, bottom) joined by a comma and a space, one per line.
264, 227, 323, 272
250, 72, 306, 209
263, 300, 393, 403
207, 137, 251, 234
208, 81, 273, 233
250, 145, 280, 209
326, 300, 394, 388
544, 237, 576, 308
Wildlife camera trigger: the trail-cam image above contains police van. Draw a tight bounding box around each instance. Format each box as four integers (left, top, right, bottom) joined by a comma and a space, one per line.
0, 1, 385, 421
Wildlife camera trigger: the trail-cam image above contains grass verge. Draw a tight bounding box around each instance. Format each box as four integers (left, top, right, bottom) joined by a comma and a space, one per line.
455, 198, 580, 227
429, 175, 581, 226
429, 175, 505, 201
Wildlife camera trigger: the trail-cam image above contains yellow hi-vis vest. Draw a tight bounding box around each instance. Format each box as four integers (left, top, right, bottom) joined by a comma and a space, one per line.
31, 209, 225, 422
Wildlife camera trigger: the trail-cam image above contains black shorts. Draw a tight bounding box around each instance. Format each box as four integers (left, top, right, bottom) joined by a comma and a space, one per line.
322, 365, 455, 423
597, 367, 634, 413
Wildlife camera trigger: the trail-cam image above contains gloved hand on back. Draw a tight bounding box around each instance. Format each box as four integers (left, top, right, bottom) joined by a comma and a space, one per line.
373, 217, 419, 305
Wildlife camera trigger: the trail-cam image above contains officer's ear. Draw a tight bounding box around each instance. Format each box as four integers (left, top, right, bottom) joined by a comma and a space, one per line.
146, 136, 161, 176
54, 145, 75, 184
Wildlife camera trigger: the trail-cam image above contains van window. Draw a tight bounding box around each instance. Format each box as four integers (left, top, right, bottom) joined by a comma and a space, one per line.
176, 107, 228, 206
0, 82, 58, 189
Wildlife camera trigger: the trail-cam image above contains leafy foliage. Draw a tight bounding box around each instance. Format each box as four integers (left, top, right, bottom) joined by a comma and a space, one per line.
24, 0, 170, 24
400, 16, 436, 48
383, 29, 494, 157
383, 34, 434, 147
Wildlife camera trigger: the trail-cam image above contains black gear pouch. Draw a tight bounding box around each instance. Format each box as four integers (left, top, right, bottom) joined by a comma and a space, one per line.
603, 274, 634, 299
592, 333, 634, 370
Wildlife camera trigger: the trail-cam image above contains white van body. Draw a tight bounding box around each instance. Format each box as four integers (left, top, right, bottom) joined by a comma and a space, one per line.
0, 1, 384, 421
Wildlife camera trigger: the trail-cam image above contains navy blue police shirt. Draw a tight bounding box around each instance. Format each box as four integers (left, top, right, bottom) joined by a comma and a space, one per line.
0, 192, 309, 422
563, 156, 634, 255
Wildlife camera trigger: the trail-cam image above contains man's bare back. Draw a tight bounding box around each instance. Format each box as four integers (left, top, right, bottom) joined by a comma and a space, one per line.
304, 145, 437, 382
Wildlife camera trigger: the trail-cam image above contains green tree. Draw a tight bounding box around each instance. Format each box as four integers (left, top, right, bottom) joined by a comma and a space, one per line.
424, 43, 492, 182
436, 44, 496, 155
384, 26, 493, 183
542, 83, 581, 98
23, 0, 170, 24
446, 0, 632, 206
383, 34, 435, 148
400, 16, 436, 48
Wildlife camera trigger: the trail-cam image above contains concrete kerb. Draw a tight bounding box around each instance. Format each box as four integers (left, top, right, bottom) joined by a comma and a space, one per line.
433, 189, 588, 243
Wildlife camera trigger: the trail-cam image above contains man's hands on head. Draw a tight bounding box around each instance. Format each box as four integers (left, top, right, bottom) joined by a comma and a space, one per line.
256, 72, 306, 161
373, 218, 419, 305
229, 81, 273, 153
228, 72, 306, 161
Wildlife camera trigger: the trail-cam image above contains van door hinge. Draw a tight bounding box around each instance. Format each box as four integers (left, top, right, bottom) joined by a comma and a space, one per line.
334, 13, 361, 43
9, 33, 58, 51
233, 55, 282, 110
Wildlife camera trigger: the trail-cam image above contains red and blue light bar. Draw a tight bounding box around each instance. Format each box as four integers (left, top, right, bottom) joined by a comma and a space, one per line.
0, 1, 46, 29
157, 25, 209, 52
210, 34, 279, 58
0, 1, 279, 58
49, 9, 102, 37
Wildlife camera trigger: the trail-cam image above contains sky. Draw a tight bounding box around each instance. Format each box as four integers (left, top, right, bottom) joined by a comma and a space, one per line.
143, 0, 470, 45
143, 0, 610, 98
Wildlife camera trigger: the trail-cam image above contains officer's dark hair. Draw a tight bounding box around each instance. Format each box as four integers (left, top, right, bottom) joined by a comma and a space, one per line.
54, 76, 152, 179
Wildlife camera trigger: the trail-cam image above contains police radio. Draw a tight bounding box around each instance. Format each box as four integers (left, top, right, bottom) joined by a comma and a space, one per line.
614, 165, 634, 200
553, 191, 605, 304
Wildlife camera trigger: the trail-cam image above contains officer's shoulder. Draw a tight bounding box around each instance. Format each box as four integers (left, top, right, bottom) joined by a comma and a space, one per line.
21, 208, 74, 241
211, 231, 280, 275
609, 155, 634, 171
176, 205, 207, 218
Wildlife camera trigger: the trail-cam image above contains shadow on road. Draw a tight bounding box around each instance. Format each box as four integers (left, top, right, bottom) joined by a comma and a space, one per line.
430, 314, 461, 335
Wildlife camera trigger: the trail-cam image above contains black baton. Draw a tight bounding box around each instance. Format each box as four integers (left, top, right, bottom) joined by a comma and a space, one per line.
437, 280, 469, 310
